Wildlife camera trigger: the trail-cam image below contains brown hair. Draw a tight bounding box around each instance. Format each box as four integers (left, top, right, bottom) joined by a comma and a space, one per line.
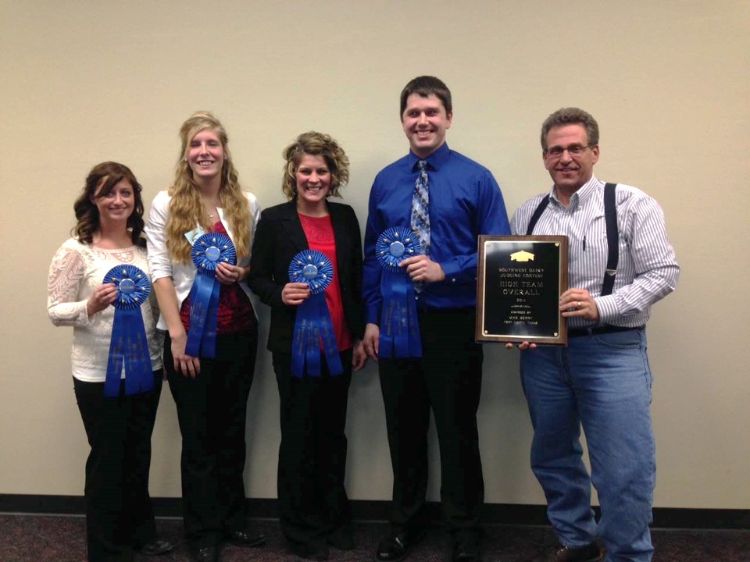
541, 107, 600, 151
72, 161, 144, 245
399, 75, 452, 117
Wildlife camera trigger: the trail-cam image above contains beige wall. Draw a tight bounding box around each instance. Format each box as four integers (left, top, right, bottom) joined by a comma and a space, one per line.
1, 0, 748, 509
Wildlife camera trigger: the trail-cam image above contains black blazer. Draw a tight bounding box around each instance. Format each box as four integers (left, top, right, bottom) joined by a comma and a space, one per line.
247, 200, 364, 354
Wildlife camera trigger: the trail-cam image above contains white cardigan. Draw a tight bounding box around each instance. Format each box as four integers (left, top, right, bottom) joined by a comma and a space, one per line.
144, 190, 261, 331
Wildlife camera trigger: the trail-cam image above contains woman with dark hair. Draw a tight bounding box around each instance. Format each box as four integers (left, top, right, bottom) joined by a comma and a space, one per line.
47, 161, 173, 561
145, 112, 264, 562
248, 131, 366, 560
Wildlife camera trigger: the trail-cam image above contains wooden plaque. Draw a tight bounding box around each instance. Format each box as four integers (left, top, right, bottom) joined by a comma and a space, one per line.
476, 235, 568, 345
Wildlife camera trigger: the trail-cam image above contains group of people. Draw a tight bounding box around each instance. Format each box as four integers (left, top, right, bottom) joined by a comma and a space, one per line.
47, 75, 679, 562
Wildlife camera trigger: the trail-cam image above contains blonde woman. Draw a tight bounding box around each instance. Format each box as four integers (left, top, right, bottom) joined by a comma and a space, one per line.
145, 112, 263, 562
48, 162, 174, 561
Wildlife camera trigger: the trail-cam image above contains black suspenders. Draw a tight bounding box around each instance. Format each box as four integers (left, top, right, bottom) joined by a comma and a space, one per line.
601, 183, 619, 296
526, 183, 619, 296
525, 195, 550, 237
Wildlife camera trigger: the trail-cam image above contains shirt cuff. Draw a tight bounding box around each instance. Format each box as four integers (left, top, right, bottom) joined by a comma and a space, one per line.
365, 304, 380, 325
594, 295, 618, 324
439, 259, 461, 284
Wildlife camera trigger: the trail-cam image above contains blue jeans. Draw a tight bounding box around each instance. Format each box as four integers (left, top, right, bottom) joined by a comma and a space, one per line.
520, 328, 655, 562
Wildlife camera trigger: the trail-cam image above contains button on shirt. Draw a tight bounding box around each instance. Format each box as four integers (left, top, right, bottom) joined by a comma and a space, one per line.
510, 176, 679, 328
363, 143, 510, 324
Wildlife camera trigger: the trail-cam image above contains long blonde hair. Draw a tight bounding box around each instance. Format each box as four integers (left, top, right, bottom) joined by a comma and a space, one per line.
166, 111, 253, 263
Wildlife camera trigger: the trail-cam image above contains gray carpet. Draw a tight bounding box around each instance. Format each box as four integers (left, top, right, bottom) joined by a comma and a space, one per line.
1, 515, 748, 561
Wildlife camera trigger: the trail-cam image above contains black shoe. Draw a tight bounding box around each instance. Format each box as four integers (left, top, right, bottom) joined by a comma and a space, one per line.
137, 538, 176, 556
550, 542, 604, 562
225, 529, 266, 547
189, 544, 220, 562
452, 538, 480, 561
375, 530, 424, 561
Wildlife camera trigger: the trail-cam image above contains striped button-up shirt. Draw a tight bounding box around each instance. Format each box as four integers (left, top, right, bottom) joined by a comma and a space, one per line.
510, 176, 679, 329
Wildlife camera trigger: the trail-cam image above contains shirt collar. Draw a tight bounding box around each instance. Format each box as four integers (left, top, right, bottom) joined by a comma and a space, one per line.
408, 142, 450, 171
549, 175, 601, 209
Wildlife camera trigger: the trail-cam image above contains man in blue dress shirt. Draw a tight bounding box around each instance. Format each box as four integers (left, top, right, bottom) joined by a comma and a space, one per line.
362, 76, 510, 562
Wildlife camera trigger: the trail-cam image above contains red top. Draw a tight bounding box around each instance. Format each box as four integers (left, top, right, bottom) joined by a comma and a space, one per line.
298, 213, 352, 351
180, 221, 254, 333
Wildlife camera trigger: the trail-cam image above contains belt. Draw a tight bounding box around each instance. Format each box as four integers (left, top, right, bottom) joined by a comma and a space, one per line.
568, 325, 643, 338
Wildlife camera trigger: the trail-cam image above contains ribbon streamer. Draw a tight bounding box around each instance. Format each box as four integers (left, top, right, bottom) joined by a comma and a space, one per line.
288, 250, 343, 378
103, 265, 154, 397
186, 233, 236, 358
376, 227, 422, 358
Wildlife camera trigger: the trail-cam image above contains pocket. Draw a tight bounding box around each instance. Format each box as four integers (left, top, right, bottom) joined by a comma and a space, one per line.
594, 329, 642, 349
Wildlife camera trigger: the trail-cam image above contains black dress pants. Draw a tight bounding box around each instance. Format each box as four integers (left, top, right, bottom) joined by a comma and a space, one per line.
379, 308, 484, 540
74, 373, 162, 562
165, 329, 257, 548
273, 350, 353, 551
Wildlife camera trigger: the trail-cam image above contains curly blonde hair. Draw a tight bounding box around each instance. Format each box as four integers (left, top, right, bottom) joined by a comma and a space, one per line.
166, 111, 253, 263
281, 131, 350, 200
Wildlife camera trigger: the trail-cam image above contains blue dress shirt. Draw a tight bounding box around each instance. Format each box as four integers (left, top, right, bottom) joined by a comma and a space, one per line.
363, 143, 510, 324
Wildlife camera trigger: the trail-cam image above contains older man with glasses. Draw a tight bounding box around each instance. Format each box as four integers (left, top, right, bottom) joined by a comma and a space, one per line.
509, 107, 679, 562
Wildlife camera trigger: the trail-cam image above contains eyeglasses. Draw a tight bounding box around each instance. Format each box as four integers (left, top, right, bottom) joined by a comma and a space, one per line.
544, 144, 592, 159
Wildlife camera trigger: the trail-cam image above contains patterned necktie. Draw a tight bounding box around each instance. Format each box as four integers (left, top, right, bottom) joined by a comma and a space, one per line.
411, 160, 430, 256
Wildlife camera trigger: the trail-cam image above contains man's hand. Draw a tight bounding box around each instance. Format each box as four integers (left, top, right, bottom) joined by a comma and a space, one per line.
560, 288, 600, 322
505, 341, 537, 351
363, 323, 380, 360
400, 255, 445, 283
504, 287, 599, 351
352, 340, 367, 371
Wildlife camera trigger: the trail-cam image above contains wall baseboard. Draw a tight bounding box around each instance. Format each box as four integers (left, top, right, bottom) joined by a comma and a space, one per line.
0, 495, 747, 530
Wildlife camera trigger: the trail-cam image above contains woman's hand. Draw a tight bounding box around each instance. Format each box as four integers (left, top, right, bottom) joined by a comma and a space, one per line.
281, 282, 310, 306
86, 283, 117, 316
216, 262, 246, 285
170, 331, 201, 378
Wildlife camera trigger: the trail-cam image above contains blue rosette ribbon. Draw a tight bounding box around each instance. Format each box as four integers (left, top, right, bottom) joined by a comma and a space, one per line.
376, 227, 422, 358
288, 250, 343, 378
103, 265, 154, 398
186, 233, 236, 358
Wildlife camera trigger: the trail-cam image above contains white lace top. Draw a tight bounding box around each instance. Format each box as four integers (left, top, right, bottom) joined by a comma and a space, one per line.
47, 238, 163, 382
